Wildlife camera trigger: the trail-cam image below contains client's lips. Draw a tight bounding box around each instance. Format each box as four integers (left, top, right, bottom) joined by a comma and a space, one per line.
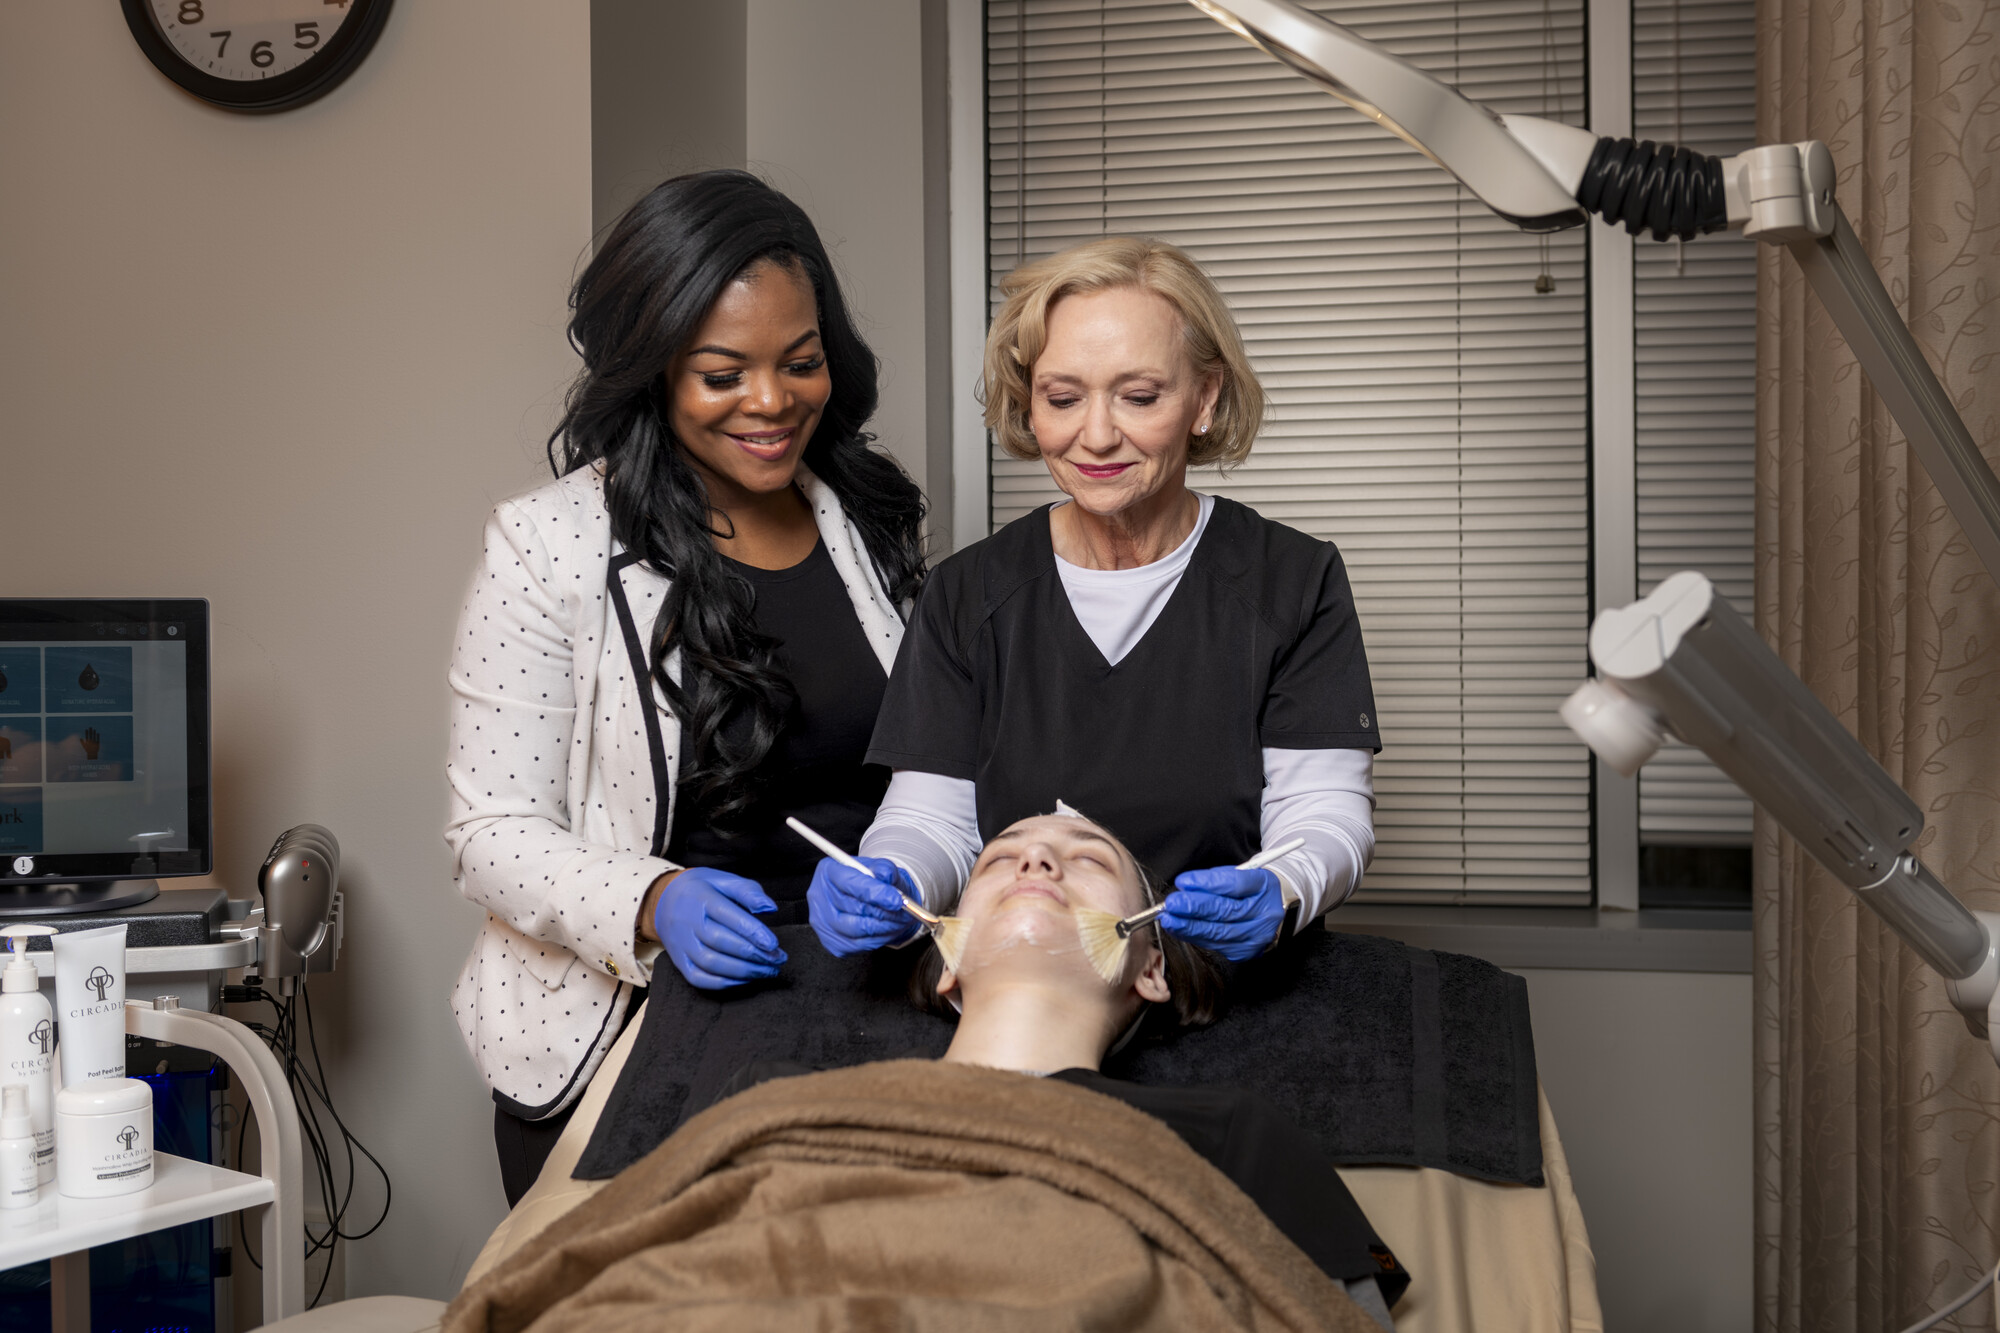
1073, 462, 1135, 479
1002, 879, 1069, 907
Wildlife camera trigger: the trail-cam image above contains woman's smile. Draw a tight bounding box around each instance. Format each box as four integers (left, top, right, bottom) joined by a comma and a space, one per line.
724, 426, 799, 461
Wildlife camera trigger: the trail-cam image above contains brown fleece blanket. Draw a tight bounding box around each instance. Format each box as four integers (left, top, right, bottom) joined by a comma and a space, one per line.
445, 1059, 1376, 1333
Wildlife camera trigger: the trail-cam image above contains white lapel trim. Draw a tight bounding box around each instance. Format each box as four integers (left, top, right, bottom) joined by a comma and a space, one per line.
798, 467, 906, 674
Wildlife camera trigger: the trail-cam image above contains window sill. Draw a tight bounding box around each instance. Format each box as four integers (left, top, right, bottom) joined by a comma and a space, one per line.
1326, 904, 1752, 974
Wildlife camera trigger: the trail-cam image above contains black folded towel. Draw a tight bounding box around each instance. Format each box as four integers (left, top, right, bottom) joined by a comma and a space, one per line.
575, 922, 1543, 1186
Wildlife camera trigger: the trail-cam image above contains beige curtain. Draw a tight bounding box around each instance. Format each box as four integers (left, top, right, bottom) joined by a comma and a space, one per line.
1755, 0, 2000, 1328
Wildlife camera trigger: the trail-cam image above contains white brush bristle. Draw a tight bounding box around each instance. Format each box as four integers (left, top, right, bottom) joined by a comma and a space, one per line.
932, 916, 972, 975
1073, 907, 1131, 983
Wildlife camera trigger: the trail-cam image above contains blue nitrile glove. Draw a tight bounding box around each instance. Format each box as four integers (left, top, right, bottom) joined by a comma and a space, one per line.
1160, 866, 1287, 961
654, 867, 786, 990
807, 856, 924, 957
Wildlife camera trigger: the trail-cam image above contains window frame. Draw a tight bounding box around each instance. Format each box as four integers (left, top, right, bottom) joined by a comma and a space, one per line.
943, 0, 1688, 914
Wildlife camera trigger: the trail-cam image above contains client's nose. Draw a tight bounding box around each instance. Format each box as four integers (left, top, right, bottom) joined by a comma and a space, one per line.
1013, 841, 1061, 878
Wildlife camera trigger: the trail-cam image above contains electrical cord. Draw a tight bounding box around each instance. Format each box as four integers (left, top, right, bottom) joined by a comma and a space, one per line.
1898, 1257, 2000, 1333
222, 977, 393, 1307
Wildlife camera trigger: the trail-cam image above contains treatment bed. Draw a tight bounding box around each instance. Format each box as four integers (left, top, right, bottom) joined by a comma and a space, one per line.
460, 928, 1602, 1332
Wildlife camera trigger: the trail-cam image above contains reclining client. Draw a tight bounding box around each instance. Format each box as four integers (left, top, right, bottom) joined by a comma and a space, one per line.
445, 811, 1405, 1332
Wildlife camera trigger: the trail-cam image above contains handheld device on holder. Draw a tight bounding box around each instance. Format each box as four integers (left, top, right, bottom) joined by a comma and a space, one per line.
253, 824, 342, 994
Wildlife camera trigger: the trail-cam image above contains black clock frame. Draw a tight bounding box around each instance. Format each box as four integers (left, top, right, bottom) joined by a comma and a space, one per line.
120, 0, 394, 114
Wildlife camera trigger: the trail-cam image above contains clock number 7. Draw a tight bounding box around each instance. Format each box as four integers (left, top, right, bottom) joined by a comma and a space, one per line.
294, 21, 321, 49
209, 30, 230, 58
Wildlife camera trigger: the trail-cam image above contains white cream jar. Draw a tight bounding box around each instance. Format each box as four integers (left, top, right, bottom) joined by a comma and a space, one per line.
55, 1078, 153, 1198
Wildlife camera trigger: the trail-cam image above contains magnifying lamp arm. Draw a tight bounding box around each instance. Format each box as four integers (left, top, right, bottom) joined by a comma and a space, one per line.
1563, 573, 2000, 1050
1191, 0, 2000, 587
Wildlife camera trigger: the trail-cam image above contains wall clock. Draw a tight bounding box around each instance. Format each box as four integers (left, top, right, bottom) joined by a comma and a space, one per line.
120, 0, 393, 114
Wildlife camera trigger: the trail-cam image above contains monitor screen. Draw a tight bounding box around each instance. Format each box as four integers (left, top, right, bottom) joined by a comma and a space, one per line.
0, 600, 211, 884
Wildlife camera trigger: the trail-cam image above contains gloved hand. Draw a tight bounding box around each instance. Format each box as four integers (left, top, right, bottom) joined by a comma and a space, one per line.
1160, 866, 1287, 961
807, 856, 923, 957
653, 867, 786, 990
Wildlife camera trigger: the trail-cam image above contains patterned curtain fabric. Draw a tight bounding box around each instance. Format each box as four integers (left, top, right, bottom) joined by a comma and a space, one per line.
1754, 1, 2000, 1328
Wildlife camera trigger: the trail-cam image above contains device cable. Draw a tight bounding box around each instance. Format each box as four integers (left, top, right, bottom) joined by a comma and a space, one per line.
222, 976, 392, 1306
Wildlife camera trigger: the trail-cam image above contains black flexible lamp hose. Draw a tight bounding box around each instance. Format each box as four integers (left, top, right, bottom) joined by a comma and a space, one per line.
1576, 137, 1731, 242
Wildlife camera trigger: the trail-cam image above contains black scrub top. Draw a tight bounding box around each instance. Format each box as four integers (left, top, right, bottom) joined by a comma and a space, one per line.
866, 498, 1378, 877
665, 540, 890, 917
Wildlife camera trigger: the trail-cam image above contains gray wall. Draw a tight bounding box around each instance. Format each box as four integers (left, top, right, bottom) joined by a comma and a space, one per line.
0, 0, 590, 1305
591, 0, 747, 232
744, 0, 938, 497
1524, 969, 1753, 1332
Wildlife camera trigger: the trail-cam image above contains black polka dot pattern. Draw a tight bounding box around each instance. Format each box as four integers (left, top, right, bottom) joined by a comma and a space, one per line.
447, 465, 906, 1115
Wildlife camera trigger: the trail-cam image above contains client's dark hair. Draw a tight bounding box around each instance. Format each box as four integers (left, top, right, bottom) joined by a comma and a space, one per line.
908, 855, 1226, 1029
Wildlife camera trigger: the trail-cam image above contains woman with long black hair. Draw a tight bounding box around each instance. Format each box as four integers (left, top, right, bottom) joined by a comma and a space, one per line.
446, 171, 926, 1202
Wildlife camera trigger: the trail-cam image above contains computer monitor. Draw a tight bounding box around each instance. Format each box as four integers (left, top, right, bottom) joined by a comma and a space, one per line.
0, 599, 212, 916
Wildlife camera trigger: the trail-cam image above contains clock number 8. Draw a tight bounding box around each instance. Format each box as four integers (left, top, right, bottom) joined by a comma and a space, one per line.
178, 1, 203, 23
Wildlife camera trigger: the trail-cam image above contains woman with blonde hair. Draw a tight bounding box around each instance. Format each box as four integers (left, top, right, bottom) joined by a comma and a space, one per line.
807, 237, 1379, 963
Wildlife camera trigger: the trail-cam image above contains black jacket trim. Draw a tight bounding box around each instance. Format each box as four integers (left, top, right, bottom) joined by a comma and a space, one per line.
608, 552, 675, 859
492, 985, 627, 1121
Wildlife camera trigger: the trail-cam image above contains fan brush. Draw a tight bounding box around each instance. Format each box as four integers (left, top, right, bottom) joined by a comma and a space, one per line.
1074, 838, 1306, 983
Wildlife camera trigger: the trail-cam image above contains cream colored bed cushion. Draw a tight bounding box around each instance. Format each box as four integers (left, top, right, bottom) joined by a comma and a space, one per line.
463, 1001, 1603, 1331
459, 1006, 642, 1289
1337, 1088, 1602, 1332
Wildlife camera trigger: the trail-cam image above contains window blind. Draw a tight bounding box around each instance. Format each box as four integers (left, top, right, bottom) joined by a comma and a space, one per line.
986, 0, 1594, 901
1632, 0, 1757, 846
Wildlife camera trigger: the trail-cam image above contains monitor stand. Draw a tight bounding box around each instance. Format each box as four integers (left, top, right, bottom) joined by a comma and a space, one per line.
0, 880, 160, 919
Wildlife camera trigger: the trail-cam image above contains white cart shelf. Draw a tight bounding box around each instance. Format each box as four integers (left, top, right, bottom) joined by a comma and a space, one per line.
0, 1151, 274, 1268
0, 1001, 305, 1332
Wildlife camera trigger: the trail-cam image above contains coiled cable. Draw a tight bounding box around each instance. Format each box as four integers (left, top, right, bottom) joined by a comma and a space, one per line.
1576, 136, 1730, 242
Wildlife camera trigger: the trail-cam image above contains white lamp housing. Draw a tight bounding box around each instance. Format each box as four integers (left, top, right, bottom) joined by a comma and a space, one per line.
1563, 573, 2000, 1047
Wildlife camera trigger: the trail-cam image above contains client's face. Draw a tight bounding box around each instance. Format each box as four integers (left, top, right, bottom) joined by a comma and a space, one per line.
942, 815, 1170, 1005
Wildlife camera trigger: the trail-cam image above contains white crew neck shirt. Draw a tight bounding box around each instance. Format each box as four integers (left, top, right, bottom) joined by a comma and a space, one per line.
1053, 491, 1216, 666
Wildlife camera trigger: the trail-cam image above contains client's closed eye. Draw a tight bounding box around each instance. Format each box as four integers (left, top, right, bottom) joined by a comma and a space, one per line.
973, 842, 1016, 874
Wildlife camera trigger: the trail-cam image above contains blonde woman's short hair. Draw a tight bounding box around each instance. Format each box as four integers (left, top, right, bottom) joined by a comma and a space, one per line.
981, 237, 1265, 467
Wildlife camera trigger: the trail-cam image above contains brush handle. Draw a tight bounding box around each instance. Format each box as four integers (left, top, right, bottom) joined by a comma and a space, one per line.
1113, 838, 1308, 937
1237, 837, 1306, 872
785, 816, 870, 873
785, 816, 941, 927
1115, 903, 1169, 939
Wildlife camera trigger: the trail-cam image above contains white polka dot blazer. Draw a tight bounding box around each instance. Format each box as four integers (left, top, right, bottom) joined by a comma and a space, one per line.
447, 464, 907, 1119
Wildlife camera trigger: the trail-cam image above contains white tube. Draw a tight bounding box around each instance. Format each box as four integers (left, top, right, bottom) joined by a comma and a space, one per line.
52, 925, 126, 1086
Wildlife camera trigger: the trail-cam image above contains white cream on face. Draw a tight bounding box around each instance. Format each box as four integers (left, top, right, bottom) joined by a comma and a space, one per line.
949, 817, 1149, 977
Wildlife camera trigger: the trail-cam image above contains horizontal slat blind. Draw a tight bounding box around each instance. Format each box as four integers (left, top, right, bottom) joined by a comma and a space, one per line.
1632, 0, 1756, 845
988, 0, 1593, 901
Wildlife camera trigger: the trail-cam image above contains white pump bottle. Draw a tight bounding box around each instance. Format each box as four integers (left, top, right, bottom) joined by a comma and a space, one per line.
0, 926, 57, 1184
